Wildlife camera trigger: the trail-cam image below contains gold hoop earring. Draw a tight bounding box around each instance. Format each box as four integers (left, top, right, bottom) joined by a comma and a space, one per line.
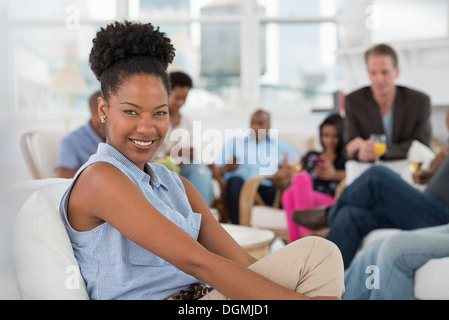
100, 115, 107, 123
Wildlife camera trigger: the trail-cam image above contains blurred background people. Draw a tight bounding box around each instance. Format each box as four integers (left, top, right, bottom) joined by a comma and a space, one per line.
152, 71, 215, 207
56, 90, 105, 178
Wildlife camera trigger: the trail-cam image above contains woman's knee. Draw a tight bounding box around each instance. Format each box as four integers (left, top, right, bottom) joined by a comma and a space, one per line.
293, 236, 343, 265
292, 236, 345, 296
292, 171, 313, 189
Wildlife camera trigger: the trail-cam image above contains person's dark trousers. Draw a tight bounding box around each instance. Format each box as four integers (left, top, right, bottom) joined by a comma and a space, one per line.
226, 176, 277, 224
327, 165, 449, 269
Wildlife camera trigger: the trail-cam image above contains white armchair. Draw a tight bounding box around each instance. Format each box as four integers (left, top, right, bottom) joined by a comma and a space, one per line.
12, 178, 89, 300
20, 131, 66, 179
11, 178, 274, 299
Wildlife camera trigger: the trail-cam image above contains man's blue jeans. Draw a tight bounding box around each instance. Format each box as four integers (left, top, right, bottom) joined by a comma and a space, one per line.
327, 165, 449, 269
343, 223, 449, 300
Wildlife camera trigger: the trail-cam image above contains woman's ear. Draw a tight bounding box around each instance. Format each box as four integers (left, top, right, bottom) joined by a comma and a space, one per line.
97, 96, 107, 118
97, 96, 108, 139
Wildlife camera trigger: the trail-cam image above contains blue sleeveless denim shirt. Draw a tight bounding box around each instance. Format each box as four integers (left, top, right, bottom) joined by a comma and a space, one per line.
59, 143, 202, 300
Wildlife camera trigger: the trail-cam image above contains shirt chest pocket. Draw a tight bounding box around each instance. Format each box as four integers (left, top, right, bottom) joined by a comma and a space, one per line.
126, 239, 168, 267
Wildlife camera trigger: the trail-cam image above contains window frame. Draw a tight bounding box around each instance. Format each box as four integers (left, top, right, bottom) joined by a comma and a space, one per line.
2, 0, 343, 116
130, 0, 343, 112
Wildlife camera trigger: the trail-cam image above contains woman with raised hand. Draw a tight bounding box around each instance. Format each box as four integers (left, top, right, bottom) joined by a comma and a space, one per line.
59, 20, 344, 300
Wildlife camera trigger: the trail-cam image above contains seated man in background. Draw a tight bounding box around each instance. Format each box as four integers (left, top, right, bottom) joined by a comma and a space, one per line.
56, 90, 105, 178
345, 43, 431, 162
218, 109, 299, 224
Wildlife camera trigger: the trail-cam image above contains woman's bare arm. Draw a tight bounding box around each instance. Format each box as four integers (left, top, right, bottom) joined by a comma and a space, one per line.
67, 163, 323, 300
179, 176, 257, 267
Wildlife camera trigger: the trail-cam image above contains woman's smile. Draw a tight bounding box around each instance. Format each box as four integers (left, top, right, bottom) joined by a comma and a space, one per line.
130, 138, 155, 148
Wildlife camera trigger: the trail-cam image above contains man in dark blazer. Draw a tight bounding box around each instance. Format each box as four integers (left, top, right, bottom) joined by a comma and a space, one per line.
344, 44, 431, 161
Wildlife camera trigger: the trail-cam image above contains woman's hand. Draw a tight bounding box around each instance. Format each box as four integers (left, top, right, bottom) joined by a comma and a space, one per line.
315, 160, 336, 180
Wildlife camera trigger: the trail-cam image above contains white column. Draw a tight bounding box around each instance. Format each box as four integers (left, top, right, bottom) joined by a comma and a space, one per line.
240, 0, 260, 109
116, 0, 130, 19
0, 0, 8, 114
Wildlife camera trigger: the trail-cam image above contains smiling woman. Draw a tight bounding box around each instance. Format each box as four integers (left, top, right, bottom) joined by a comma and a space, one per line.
58, 20, 344, 301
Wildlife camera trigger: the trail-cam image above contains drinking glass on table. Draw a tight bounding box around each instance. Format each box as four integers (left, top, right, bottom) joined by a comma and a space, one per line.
370, 134, 387, 161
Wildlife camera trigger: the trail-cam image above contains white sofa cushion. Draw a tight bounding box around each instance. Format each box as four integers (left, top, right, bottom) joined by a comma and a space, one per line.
250, 206, 287, 230
13, 189, 89, 300
414, 257, 449, 300
10, 178, 73, 207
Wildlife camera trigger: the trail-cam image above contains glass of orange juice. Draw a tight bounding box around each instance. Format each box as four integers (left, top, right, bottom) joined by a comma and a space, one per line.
370, 134, 387, 159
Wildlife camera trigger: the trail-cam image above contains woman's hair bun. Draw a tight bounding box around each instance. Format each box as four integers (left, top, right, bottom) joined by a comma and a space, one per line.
89, 20, 175, 81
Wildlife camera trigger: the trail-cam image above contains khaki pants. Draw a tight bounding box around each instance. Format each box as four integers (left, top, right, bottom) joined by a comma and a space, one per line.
201, 236, 345, 299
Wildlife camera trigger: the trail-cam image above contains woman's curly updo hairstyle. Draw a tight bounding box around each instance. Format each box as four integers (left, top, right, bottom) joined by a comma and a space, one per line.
89, 20, 176, 100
